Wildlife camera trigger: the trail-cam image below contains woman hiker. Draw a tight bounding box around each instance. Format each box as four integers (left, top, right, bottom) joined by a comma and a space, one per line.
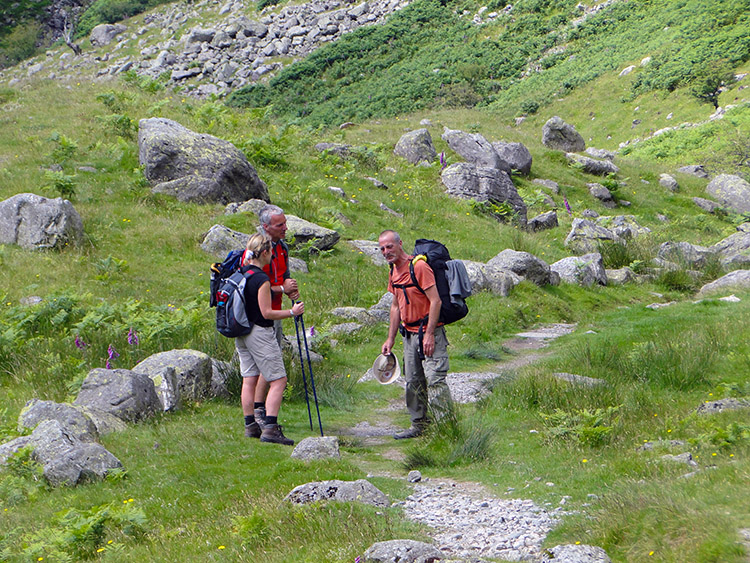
236, 233, 304, 445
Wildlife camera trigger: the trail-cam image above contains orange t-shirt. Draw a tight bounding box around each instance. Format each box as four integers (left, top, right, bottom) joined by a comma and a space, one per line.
388, 258, 436, 332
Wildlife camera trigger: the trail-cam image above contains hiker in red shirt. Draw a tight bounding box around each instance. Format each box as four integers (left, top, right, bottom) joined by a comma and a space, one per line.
244, 204, 300, 432
379, 229, 452, 439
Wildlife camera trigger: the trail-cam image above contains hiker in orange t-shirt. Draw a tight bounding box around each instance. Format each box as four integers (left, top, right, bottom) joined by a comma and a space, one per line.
379, 229, 452, 439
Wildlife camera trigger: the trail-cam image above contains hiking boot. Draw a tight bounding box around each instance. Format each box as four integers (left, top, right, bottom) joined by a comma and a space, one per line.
244, 421, 261, 438
393, 424, 425, 440
254, 407, 268, 430
260, 424, 294, 446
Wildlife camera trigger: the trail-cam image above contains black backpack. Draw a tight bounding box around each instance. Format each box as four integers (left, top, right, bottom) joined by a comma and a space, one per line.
215, 266, 256, 338
209, 249, 244, 308
390, 238, 471, 328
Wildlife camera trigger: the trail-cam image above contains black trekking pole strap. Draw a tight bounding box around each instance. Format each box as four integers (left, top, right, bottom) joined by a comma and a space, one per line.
293, 309, 313, 431
298, 312, 324, 437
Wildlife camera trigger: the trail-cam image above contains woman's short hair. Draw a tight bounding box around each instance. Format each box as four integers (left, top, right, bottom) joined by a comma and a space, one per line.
243, 233, 272, 265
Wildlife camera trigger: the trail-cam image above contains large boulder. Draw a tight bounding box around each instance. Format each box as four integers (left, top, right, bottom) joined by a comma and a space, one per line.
550, 253, 607, 286
567, 153, 620, 176
89, 23, 127, 46
133, 349, 213, 406
18, 399, 98, 443
363, 540, 443, 563
285, 215, 340, 251
491, 141, 533, 175
587, 182, 616, 208
565, 218, 622, 253
441, 163, 527, 227
441, 127, 510, 172
487, 249, 551, 286
657, 241, 714, 269
285, 479, 389, 507
290, 436, 341, 461
677, 164, 709, 178
706, 174, 750, 214
528, 210, 558, 232
393, 129, 437, 165
710, 226, 750, 268
201, 224, 250, 259
74, 368, 160, 423
0, 193, 83, 249
350, 240, 387, 265
481, 264, 523, 296
27, 419, 122, 487
138, 118, 268, 204
542, 116, 585, 152
698, 270, 750, 296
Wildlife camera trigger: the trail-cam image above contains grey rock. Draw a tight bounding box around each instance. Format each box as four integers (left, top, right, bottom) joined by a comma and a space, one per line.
28, 420, 122, 487
18, 399, 98, 443
224, 197, 267, 215
314, 142, 351, 158
350, 240, 387, 265
0, 193, 83, 249
657, 241, 714, 269
442, 127, 509, 171
363, 539, 442, 563
552, 372, 608, 387
171, 67, 201, 80
211, 31, 233, 48
441, 163, 527, 227
74, 368, 160, 423
328, 322, 363, 336
201, 224, 249, 259
185, 27, 217, 43
289, 256, 308, 273
585, 147, 615, 160
487, 249, 551, 286
659, 173, 679, 192
565, 218, 622, 253
595, 215, 651, 239
407, 470, 422, 483
693, 197, 722, 213
698, 270, 750, 296
491, 141, 532, 175
582, 208, 600, 219
210, 358, 237, 400
706, 174, 750, 214
619, 65, 635, 76
606, 267, 636, 285
550, 253, 607, 286
481, 264, 523, 296
90, 23, 127, 46
532, 178, 560, 194
696, 398, 750, 414
459, 260, 488, 291
711, 228, 750, 268
367, 177, 390, 189
0, 436, 33, 466
286, 215, 340, 251
660, 453, 698, 467
394, 128, 437, 165
133, 349, 213, 405
587, 182, 616, 208
368, 292, 393, 322
676, 164, 709, 178
138, 117, 268, 204
541, 544, 612, 563
285, 479, 388, 507
73, 406, 129, 436
330, 306, 378, 324
542, 116, 585, 152
567, 153, 620, 176
290, 436, 341, 460
528, 210, 558, 232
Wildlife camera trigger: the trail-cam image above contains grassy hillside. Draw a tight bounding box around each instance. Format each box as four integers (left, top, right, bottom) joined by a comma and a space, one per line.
1, 0, 750, 561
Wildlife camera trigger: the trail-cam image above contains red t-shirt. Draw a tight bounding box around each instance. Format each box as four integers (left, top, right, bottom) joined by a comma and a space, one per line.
388, 258, 436, 332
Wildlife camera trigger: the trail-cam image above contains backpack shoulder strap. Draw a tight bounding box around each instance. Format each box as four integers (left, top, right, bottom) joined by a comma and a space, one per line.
409, 256, 427, 296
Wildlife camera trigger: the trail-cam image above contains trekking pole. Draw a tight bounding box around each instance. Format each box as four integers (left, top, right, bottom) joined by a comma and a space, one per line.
293, 312, 313, 431
298, 312, 323, 436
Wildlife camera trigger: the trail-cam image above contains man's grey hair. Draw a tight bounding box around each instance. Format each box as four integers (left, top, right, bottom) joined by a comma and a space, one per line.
258, 204, 284, 226
379, 229, 401, 243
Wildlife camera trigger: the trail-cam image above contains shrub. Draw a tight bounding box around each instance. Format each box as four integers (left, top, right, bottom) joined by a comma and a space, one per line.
541, 405, 621, 447
44, 170, 77, 200
0, 21, 42, 68
75, 0, 174, 38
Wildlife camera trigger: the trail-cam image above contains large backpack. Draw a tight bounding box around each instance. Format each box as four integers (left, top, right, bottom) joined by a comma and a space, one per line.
209, 249, 244, 308
215, 266, 256, 338
391, 238, 471, 328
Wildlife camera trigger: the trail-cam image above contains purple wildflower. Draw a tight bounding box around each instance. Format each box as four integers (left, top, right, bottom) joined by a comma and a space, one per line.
127, 327, 139, 346
74, 335, 88, 350
106, 344, 120, 369
439, 151, 446, 169
563, 194, 572, 216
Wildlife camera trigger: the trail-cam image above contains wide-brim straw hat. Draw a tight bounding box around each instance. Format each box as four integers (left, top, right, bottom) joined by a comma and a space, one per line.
372, 353, 400, 384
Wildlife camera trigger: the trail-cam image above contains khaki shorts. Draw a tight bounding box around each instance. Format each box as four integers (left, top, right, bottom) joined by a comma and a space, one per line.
235, 325, 287, 382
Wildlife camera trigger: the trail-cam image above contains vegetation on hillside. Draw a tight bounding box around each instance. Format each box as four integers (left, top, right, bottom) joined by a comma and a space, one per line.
0, 0, 52, 68
229, 0, 750, 127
